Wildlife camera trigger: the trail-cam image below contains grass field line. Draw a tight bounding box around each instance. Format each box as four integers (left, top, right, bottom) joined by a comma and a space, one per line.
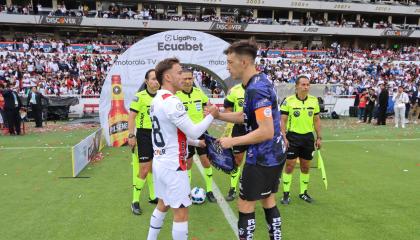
0, 146, 70, 150
193, 155, 239, 239
323, 138, 420, 143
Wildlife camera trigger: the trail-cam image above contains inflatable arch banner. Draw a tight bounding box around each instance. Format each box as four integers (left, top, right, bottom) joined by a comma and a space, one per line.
99, 30, 230, 146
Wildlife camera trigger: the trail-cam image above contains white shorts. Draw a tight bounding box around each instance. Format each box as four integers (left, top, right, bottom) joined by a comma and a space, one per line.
153, 163, 192, 209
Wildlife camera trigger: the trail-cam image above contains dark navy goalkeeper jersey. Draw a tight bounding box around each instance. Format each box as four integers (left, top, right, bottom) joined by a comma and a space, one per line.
243, 73, 286, 167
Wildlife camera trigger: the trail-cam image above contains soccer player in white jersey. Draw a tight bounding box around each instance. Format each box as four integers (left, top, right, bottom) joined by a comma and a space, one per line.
146, 58, 218, 240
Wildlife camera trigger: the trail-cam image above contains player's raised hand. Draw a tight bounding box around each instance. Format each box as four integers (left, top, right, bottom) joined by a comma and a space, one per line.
217, 137, 234, 149
198, 139, 206, 148
206, 105, 219, 118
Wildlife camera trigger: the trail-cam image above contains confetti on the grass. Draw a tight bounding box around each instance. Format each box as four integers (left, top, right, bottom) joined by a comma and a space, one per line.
403, 169, 408, 172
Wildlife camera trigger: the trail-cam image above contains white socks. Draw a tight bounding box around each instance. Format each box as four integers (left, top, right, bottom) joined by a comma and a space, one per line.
172, 221, 188, 240
147, 208, 167, 240
146, 208, 188, 240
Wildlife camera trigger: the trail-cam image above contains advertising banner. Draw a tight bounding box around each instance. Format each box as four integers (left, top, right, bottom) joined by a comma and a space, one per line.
210, 22, 248, 32
382, 29, 414, 37
39, 16, 82, 25
99, 30, 230, 146
72, 128, 105, 177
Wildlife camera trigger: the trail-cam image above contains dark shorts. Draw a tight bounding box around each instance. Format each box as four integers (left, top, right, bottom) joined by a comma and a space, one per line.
137, 128, 153, 163
286, 132, 315, 160
187, 133, 208, 159
239, 164, 283, 201
231, 124, 248, 154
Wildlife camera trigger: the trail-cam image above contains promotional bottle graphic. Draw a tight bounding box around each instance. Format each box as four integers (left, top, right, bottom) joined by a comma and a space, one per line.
108, 75, 129, 147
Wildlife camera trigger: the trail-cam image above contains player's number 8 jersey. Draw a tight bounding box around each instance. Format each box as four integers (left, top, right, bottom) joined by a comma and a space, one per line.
150, 90, 188, 171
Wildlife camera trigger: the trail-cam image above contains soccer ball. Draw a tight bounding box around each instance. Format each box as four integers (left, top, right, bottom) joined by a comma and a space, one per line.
191, 187, 206, 204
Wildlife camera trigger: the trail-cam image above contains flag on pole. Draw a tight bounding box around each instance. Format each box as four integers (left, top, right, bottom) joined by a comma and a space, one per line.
317, 150, 328, 190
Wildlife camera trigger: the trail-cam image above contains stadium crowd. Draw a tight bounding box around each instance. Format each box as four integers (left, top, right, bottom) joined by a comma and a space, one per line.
0, 49, 112, 96
1, 2, 419, 30
0, 37, 419, 98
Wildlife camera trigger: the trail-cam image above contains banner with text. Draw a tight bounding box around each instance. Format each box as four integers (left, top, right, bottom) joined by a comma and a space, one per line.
99, 30, 230, 146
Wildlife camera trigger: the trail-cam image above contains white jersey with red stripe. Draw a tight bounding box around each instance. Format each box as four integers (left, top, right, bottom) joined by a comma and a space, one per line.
150, 89, 188, 171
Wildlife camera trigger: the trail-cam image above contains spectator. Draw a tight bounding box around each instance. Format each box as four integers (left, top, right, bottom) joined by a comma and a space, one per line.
357, 89, 368, 123
363, 88, 376, 124
393, 86, 409, 128
377, 84, 389, 125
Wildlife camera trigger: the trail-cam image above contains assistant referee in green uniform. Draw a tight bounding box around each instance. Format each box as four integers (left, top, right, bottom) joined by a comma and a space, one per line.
176, 69, 217, 203
128, 69, 159, 215
280, 75, 322, 204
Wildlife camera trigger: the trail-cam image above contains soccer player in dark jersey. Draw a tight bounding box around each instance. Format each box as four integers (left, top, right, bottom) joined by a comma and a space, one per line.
128, 69, 159, 215
215, 39, 286, 240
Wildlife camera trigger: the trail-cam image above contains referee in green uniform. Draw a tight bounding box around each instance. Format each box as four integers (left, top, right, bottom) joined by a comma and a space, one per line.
176, 69, 217, 203
128, 69, 159, 215
280, 75, 322, 204
223, 83, 248, 201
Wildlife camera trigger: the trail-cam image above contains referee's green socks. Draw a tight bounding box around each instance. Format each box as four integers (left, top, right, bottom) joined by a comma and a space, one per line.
187, 169, 192, 184
300, 172, 310, 194
282, 173, 292, 192
146, 172, 156, 200
204, 167, 213, 192
133, 177, 146, 203
230, 167, 241, 191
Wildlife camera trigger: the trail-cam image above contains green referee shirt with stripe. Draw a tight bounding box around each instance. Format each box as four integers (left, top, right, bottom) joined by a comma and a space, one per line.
224, 83, 245, 112
280, 94, 320, 134
176, 87, 209, 124
129, 89, 156, 129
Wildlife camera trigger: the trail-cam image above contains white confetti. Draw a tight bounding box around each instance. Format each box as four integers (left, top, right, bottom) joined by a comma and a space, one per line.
4, 173, 7, 176
48, 170, 53, 174
403, 169, 408, 172
48, 157, 52, 160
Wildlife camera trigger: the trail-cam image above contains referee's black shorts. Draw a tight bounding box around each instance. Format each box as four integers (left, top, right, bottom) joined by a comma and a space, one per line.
239, 163, 283, 201
286, 132, 315, 160
187, 133, 208, 159
136, 128, 153, 163
231, 124, 248, 154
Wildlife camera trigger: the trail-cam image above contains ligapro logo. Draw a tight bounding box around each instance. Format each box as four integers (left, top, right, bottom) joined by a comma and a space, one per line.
158, 34, 203, 51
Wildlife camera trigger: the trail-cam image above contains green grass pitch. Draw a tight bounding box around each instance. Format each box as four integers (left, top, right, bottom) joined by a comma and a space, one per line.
0, 119, 419, 240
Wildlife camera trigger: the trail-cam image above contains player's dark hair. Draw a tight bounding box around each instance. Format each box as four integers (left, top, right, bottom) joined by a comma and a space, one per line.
296, 75, 309, 85
155, 58, 180, 85
223, 38, 258, 60
182, 67, 193, 74
144, 69, 155, 81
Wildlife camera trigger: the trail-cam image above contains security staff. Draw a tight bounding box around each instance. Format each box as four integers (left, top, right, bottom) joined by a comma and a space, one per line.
27, 86, 48, 128
2, 83, 22, 135
223, 83, 247, 201
280, 75, 322, 204
127, 69, 159, 215
176, 69, 217, 203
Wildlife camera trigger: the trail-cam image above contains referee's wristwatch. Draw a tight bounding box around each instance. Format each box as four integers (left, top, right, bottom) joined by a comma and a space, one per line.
128, 133, 136, 139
